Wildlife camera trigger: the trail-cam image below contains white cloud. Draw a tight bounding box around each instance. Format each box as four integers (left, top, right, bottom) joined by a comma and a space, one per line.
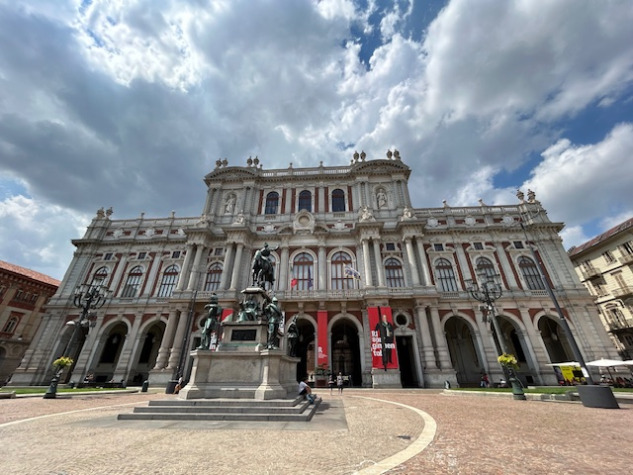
0, 195, 91, 280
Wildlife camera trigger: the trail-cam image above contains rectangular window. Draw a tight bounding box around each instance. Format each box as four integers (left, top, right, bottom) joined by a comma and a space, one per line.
473, 242, 484, 250
137, 252, 146, 260
602, 251, 615, 263
434, 243, 444, 251
622, 241, 633, 255
513, 241, 524, 249
104, 253, 113, 261
214, 248, 224, 256
172, 251, 181, 259
385, 243, 396, 251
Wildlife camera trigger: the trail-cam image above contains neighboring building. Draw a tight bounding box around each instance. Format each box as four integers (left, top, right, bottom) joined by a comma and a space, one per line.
569, 218, 633, 359
11, 152, 617, 388
0, 260, 60, 384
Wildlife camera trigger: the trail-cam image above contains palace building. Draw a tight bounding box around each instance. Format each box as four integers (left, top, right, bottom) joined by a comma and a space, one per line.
10, 151, 618, 388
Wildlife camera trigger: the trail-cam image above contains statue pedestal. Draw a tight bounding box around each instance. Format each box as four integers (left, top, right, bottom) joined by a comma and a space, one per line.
179, 321, 299, 400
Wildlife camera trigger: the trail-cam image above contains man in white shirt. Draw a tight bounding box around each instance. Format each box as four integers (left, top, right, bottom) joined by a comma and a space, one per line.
298, 376, 315, 404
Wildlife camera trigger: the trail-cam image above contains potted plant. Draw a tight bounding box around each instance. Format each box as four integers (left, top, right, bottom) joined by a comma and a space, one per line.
314, 364, 329, 388
497, 353, 526, 400
43, 356, 74, 399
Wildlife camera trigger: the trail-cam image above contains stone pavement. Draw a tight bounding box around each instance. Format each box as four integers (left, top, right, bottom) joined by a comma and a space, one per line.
1, 388, 631, 474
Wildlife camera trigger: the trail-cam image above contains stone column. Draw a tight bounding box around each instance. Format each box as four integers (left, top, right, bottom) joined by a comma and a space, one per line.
361, 239, 372, 285
404, 237, 420, 286
153, 310, 179, 370
373, 240, 385, 287
187, 244, 207, 291
415, 238, 432, 286
176, 243, 195, 291
167, 309, 187, 370
318, 244, 327, 290
415, 303, 437, 369
219, 244, 234, 290
278, 244, 289, 291
229, 243, 244, 290
429, 306, 452, 369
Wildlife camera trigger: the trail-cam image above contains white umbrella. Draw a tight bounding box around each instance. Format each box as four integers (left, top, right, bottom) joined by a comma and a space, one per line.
622, 360, 633, 365
585, 358, 627, 367
586, 358, 628, 383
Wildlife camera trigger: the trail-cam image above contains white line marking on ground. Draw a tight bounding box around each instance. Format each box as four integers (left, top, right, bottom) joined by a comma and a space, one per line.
352, 395, 437, 475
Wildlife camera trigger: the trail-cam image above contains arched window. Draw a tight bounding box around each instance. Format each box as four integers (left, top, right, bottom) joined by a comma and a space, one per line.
204, 263, 223, 292
292, 253, 314, 290
2, 315, 20, 334
298, 190, 312, 212
476, 257, 496, 281
385, 258, 405, 288
435, 258, 458, 292
265, 192, 279, 215
331, 251, 353, 290
92, 266, 109, 286
157, 265, 179, 297
121, 266, 143, 298
331, 189, 345, 212
519, 256, 545, 290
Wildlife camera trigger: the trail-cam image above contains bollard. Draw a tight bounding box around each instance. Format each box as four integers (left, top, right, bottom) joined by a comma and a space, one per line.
141, 380, 149, 392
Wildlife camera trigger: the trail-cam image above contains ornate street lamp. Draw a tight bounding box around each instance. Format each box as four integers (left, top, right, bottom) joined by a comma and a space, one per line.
43, 283, 111, 399
466, 272, 526, 400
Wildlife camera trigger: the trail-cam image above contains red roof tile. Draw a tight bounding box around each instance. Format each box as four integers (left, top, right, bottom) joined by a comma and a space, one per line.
0, 260, 61, 287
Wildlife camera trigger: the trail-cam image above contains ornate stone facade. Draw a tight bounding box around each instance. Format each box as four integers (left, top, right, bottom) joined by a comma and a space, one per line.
11, 152, 618, 388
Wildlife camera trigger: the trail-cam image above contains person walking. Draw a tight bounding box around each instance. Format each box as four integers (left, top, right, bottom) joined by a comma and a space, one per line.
336, 372, 344, 394
328, 374, 335, 395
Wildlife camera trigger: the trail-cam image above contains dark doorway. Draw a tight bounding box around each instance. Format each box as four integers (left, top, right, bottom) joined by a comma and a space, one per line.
330, 320, 361, 387
396, 336, 418, 388
295, 319, 315, 381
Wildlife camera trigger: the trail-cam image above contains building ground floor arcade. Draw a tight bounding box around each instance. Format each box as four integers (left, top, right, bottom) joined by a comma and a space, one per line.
10, 289, 612, 389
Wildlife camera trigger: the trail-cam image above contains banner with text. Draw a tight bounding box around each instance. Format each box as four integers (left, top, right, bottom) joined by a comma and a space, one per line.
317, 310, 329, 368
368, 306, 399, 370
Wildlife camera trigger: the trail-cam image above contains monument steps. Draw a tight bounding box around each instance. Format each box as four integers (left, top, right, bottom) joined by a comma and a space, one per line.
117, 397, 321, 422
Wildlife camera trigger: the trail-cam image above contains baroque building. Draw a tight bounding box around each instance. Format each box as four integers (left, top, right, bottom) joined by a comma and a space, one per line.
0, 260, 59, 384
11, 152, 617, 388
569, 218, 633, 359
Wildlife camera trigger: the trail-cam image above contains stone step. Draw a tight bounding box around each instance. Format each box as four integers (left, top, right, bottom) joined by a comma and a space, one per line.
148, 397, 304, 408
134, 402, 311, 414
117, 397, 321, 422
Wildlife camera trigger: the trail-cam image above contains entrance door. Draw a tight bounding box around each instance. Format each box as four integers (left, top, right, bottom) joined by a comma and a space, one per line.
396, 336, 418, 387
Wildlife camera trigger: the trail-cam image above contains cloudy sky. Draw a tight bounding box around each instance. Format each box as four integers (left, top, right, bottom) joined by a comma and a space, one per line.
1, 0, 633, 281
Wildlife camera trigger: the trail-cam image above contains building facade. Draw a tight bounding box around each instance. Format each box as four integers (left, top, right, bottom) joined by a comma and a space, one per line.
0, 260, 59, 384
569, 218, 633, 359
11, 152, 617, 388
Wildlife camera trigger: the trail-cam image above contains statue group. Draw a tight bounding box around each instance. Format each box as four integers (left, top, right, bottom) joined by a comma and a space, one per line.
199, 294, 222, 350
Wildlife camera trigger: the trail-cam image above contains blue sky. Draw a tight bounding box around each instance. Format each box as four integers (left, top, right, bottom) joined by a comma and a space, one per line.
1, 0, 632, 280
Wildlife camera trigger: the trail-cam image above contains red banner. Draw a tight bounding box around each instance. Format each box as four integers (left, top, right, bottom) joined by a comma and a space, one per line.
368, 306, 399, 370
317, 310, 328, 367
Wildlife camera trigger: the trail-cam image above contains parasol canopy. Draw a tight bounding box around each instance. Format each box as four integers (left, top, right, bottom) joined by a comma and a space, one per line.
585, 358, 627, 367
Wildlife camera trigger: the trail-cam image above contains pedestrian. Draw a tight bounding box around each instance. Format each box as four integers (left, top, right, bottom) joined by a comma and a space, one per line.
328, 374, 335, 395
480, 373, 489, 388
298, 376, 315, 404
337, 372, 344, 394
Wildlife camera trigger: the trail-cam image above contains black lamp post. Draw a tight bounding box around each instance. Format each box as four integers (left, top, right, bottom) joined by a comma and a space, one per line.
466, 272, 526, 399
43, 283, 111, 399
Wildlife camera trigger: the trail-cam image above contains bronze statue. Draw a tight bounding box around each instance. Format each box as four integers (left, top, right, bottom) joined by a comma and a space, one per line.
237, 298, 259, 322
252, 243, 277, 289
199, 294, 222, 350
264, 297, 283, 349
287, 315, 298, 357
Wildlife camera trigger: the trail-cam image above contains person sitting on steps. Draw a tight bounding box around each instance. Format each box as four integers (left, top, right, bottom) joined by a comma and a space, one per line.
298, 376, 315, 404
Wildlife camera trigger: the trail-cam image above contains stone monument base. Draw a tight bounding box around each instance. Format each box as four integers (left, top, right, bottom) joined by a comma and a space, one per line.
179, 348, 299, 400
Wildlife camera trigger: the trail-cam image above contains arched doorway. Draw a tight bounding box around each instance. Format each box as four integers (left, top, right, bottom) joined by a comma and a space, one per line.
445, 316, 481, 387
499, 316, 537, 385
130, 322, 165, 385
295, 318, 315, 382
330, 319, 361, 387
539, 316, 573, 363
93, 323, 127, 382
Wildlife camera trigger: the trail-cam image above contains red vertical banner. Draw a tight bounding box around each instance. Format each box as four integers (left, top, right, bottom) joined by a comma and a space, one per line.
317, 310, 328, 368
368, 306, 399, 370
221, 308, 233, 322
